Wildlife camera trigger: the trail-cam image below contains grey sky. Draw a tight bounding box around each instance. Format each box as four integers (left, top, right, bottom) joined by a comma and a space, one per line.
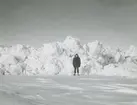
0, 0, 137, 49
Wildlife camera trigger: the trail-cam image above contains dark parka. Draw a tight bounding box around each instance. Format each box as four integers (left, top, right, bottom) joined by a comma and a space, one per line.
73, 54, 81, 68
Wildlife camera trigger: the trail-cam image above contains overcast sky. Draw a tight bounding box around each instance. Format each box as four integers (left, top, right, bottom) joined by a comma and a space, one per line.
0, 0, 137, 49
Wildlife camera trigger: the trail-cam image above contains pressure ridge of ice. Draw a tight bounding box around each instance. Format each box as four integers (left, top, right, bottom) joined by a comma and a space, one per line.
0, 36, 137, 78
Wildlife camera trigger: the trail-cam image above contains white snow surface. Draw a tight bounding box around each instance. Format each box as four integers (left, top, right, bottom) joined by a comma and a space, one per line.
0, 36, 137, 78
0, 76, 137, 105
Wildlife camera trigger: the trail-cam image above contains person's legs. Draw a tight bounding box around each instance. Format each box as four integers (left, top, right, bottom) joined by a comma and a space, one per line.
77, 67, 79, 76
74, 66, 76, 76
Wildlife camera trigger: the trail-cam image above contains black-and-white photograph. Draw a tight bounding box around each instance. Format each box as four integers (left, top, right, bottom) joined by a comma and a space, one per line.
0, 0, 137, 105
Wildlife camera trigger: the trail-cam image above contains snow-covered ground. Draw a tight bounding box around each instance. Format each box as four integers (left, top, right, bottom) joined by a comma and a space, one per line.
1, 36, 137, 104
0, 75, 137, 105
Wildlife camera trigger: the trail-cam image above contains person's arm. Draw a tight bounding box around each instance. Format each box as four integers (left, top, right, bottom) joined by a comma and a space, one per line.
79, 57, 81, 67
73, 58, 75, 65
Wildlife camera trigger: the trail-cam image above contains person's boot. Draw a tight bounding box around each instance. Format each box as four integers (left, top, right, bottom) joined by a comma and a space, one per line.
73, 73, 76, 76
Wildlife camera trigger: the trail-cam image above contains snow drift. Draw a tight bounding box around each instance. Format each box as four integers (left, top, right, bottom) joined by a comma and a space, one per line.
0, 36, 137, 78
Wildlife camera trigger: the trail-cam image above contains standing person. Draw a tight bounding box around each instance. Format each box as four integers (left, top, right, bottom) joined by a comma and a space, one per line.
73, 54, 81, 76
